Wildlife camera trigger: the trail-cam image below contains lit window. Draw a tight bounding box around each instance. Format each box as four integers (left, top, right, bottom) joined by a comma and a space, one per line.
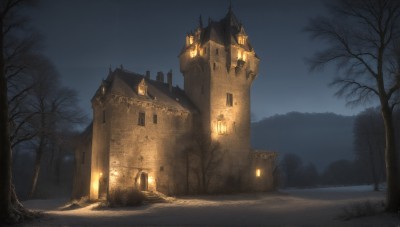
138, 112, 145, 126
189, 36, 194, 45
226, 93, 233, 107
190, 48, 197, 58
153, 114, 157, 124
238, 50, 246, 61
217, 120, 227, 135
238, 36, 245, 45
101, 85, 106, 95
256, 169, 261, 177
138, 79, 147, 96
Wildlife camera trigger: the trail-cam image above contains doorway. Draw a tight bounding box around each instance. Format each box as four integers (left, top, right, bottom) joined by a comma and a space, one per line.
140, 172, 148, 191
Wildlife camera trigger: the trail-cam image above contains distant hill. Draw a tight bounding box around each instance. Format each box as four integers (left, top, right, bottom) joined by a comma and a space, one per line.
251, 112, 355, 172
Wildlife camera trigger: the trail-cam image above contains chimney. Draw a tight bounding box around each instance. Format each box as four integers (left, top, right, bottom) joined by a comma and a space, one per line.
167, 70, 173, 92
145, 70, 150, 79
156, 71, 164, 83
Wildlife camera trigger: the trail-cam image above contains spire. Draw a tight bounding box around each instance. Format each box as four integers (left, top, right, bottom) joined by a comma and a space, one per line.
228, 0, 232, 12
199, 14, 203, 28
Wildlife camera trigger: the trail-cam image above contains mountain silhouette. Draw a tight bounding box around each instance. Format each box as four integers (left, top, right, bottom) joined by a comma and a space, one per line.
251, 112, 355, 171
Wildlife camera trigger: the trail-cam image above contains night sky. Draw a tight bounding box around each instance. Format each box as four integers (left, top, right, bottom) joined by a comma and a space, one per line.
27, 0, 374, 121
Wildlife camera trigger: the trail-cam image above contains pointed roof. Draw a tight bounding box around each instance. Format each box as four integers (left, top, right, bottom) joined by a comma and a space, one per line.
199, 8, 253, 51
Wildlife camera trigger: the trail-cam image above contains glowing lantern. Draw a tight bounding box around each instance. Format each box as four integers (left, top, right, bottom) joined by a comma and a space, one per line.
217, 121, 227, 135
256, 169, 261, 177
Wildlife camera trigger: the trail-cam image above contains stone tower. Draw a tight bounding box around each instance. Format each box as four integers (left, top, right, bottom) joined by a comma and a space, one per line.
179, 8, 259, 187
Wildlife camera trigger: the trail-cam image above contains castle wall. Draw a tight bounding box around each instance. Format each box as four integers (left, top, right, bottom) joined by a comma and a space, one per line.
72, 125, 92, 199
250, 151, 278, 192
104, 95, 194, 196
90, 100, 111, 200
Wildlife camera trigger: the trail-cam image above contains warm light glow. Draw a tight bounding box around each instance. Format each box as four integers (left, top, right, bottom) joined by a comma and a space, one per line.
238, 36, 245, 45
189, 36, 194, 45
101, 86, 106, 95
217, 121, 227, 135
190, 48, 197, 58
256, 169, 261, 177
92, 172, 101, 192
138, 85, 146, 95
148, 176, 154, 185
138, 79, 147, 96
238, 50, 246, 61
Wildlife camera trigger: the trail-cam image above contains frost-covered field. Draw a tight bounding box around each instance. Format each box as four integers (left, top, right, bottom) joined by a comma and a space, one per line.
19, 185, 400, 226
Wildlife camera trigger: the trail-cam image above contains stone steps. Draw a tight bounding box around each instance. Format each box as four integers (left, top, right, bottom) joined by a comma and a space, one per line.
142, 191, 167, 203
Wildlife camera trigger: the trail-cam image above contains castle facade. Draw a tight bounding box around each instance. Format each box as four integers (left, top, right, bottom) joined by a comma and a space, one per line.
73, 8, 276, 200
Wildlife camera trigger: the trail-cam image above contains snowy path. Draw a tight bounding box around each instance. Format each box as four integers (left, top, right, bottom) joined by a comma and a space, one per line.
19, 186, 400, 226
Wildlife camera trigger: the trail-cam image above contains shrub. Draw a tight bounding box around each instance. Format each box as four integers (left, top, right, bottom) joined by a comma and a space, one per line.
338, 200, 385, 220
108, 188, 145, 207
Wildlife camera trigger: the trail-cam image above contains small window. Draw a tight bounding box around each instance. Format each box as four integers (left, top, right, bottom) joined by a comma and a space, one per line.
153, 114, 158, 124
102, 110, 106, 123
216, 48, 219, 55
160, 166, 164, 171
238, 36, 246, 45
213, 62, 216, 71
226, 93, 233, 107
138, 112, 145, 126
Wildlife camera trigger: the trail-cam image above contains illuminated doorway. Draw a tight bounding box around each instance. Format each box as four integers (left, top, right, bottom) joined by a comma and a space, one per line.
140, 172, 148, 191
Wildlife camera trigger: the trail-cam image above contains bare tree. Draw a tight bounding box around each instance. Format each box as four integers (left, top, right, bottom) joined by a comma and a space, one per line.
26, 59, 86, 198
190, 133, 225, 194
0, 0, 38, 223
354, 108, 386, 191
306, 0, 400, 212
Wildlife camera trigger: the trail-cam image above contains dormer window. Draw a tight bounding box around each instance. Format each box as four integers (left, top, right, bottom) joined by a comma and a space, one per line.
138, 79, 147, 96
238, 36, 246, 45
190, 48, 197, 58
190, 44, 199, 58
186, 35, 195, 46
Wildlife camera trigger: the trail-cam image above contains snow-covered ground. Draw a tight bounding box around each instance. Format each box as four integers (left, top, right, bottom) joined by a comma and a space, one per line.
19, 185, 400, 226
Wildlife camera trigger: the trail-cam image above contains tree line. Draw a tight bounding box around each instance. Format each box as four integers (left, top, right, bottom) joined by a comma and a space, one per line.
279, 108, 400, 189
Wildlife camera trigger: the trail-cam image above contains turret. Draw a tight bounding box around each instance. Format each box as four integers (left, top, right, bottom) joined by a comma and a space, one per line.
179, 8, 260, 185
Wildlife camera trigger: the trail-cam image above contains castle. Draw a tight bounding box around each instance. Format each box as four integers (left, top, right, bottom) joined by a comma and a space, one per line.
73, 8, 277, 200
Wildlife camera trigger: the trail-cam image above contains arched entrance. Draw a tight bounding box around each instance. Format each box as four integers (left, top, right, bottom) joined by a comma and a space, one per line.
140, 172, 148, 191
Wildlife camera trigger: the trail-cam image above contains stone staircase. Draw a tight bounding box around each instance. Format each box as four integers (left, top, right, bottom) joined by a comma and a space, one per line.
142, 191, 167, 203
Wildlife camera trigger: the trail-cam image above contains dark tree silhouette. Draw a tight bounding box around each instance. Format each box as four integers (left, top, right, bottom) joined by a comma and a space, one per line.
279, 153, 302, 187
26, 56, 86, 198
192, 133, 225, 193
306, 0, 400, 212
0, 0, 38, 223
354, 108, 386, 191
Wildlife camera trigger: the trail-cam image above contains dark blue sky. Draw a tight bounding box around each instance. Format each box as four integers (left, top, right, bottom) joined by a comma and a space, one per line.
28, 0, 374, 121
